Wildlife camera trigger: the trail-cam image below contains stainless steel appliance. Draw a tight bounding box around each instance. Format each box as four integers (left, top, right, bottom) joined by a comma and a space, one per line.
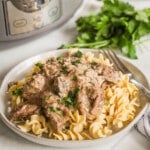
0, 0, 82, 41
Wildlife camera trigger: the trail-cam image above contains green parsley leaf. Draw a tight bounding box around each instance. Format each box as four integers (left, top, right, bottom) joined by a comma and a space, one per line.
57, 56, 64, 62
49, 107, 56, 112
35, 62, 43, 69
136, 11, 149, 23
65, 97, 73, 107
74, 51, 83, 58
63, 87, 79, 107
12, 88, 22, 96
61, 66, 68, 74
71, 60, 81, 65
74, 87, 79, 97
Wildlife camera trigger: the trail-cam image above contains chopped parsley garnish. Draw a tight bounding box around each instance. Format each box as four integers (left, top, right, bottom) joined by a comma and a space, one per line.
49, 106, 61, 112
57, 56, 64, 62
74, 87, 79, 97
71, 60, 81, 65
49, 106, 56, 112
35, 62, 43, 69
12, 88, 22, 96
61, 66, 68, 74
65, 97, 73, 107
74, 51, 83, 58
63, 87, 79, 107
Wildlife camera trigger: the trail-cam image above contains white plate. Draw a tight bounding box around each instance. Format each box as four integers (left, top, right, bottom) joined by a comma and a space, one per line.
0, 49, 149, 148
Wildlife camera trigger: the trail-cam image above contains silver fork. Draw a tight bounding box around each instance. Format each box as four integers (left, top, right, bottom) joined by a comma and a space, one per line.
102, 49, 150, 98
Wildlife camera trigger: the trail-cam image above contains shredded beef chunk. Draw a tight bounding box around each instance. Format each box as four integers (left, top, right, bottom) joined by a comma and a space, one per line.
77, 88, 91, 114
42, 91, 59, 106
43, 59, 61, 78
53, 75, 75, 97
22, 74, 48, 101
77, 87, 104, 121
89, 88, 104, 116
44, 104, 70, 132
42, 91, 71, 132
10, 104, 39, 122
47, 113, 64, 132
102, 65, 120, 83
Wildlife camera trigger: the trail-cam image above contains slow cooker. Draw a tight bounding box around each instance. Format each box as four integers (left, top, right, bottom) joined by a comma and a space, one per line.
0, 0, 82, 41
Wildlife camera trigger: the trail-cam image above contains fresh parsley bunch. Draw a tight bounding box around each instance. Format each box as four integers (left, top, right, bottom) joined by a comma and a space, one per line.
61, 0, 150, 59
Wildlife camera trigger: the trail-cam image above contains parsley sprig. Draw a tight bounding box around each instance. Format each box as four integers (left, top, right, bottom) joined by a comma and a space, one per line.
61, 0, 150, 59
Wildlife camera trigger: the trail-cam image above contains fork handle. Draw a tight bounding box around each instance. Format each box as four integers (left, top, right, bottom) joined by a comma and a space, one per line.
131, 79, 150, 98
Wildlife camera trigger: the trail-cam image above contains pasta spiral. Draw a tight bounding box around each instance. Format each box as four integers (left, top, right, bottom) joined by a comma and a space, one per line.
53, 110, 88, 140
18, 115, 48, 136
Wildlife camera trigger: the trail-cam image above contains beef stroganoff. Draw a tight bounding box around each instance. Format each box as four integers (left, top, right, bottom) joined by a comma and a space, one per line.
7, 49, 140, 140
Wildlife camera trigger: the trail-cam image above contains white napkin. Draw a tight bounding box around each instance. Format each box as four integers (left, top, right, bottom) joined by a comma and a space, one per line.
135, 104, 150, 139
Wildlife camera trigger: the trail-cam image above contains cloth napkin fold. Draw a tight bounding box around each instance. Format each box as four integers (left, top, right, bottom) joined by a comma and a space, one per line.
135, 104, 150, 140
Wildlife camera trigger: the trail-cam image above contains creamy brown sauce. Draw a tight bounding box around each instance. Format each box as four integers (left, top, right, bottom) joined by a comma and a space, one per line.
8, 50, 120, 132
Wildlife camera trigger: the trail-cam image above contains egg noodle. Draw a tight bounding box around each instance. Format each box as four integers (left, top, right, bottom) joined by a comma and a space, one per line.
8, 49, 140, 140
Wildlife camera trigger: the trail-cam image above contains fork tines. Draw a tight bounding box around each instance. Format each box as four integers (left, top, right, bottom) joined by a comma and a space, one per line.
101, 49, 129, 73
